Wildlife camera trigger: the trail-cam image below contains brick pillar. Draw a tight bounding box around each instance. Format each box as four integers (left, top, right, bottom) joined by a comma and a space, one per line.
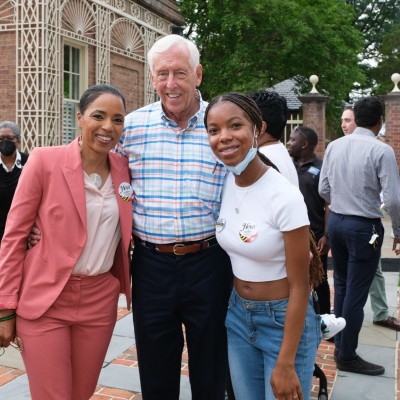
298, 94, 329, 158
382, 92, 400, 168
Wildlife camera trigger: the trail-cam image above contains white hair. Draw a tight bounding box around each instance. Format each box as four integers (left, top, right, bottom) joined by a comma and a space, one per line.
148, 34, 200, 72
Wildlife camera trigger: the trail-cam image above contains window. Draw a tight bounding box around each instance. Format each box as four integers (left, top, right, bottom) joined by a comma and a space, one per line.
62, 42, 86, 144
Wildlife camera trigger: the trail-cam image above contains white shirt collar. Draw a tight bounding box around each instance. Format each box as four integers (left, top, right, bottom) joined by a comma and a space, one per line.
0, 150, 22, 172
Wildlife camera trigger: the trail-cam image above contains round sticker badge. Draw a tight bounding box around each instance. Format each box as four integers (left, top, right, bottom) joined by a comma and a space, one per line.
118, 182, 134, 202
216, 218, 226, 233
238, 222, 258, 243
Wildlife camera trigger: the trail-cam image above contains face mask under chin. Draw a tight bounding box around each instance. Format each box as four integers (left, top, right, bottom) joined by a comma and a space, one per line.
221, 125, 258, 175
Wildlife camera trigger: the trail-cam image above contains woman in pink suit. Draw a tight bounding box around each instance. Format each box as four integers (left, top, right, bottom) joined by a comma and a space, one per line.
0, 84, 132, 400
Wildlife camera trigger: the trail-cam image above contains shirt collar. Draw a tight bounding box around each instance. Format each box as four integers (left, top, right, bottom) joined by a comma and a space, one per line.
293, 154, 318, 168
0, 150, 22, 172
352, 126, 377, 138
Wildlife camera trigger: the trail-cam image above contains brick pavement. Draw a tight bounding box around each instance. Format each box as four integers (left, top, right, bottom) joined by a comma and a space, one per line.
0, 269, 398, 399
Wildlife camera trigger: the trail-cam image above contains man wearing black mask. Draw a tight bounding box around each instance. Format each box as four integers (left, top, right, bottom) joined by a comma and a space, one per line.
0, 121, 29, 242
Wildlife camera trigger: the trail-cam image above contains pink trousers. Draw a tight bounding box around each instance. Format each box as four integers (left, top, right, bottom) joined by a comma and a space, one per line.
16, 272, 120, 400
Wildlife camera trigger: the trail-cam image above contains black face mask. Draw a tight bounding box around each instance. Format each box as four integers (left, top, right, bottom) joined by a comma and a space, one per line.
0, 140, 17, 156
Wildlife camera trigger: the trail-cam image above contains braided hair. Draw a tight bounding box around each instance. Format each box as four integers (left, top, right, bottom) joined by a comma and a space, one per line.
205, 92, 324, 289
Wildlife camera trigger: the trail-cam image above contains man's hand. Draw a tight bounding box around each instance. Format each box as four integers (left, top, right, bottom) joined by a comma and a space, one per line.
317, 235, 330, 256
27, 224, 41, 248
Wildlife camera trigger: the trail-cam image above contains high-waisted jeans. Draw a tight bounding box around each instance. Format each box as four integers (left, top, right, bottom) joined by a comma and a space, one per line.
225, 288, 321, 400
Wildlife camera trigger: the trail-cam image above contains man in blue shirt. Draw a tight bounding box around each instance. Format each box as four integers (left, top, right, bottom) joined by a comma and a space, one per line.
118, 35, 232, 399
340, 107, 400, 332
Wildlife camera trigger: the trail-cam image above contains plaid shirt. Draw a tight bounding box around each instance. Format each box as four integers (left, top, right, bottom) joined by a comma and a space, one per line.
118, 94, 227, 243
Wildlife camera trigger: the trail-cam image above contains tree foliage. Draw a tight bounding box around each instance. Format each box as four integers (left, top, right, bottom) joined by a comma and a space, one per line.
345, 0, 400, 97
178, 0, 365, 129
347, 0, 400, 62
371, 23, 400, 94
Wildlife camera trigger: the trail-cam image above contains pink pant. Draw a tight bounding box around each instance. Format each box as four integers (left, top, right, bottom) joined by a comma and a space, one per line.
16, 272, 120, 400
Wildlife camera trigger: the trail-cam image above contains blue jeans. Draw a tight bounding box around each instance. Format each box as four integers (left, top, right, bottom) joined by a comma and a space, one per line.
225, 288, 321, 400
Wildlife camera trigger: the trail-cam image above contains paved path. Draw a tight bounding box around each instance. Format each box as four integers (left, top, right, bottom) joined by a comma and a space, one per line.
0, 215, 398, 399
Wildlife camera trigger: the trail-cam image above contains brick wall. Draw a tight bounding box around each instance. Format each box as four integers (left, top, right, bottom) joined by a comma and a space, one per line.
383, 94, 400, 168
0, 31, 17, 122
111, 53, 144, 113
88, 46, 96, 87
298, 94, 329, 158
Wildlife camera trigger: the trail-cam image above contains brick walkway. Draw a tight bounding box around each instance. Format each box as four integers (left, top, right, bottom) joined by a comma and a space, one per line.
1, 269, 398, 399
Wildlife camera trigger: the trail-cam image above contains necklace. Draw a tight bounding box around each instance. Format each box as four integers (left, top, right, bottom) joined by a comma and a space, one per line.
234, 165, 265, 214
89, 173, 102, 189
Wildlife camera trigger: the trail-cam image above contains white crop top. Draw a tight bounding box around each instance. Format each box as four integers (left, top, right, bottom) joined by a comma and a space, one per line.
216, 168, 309, 282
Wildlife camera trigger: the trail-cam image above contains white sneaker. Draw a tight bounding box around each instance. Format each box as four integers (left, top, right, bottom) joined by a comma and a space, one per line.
321, 314, 346, 340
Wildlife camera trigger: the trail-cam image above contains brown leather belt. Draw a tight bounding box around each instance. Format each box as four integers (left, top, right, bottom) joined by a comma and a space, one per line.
133, 235, 218, 256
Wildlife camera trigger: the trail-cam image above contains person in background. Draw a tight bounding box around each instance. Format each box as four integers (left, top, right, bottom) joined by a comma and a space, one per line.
287, 126, 345, 340
340, 106, 357, 136
319, 96, 400, 376
117, 34, 233, 399
0, 84, 132, 400
339, 107, 400, 331
0, 121, 29, 243
248, 90, 299, 186
287, 127, 330, 314
205, 92, 321, 400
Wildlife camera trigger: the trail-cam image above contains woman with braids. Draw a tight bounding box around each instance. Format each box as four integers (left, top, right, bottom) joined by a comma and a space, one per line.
204, 92, 321, 400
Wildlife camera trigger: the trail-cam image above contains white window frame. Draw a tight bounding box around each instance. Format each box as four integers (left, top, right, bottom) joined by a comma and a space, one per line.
62, 39, 88, 144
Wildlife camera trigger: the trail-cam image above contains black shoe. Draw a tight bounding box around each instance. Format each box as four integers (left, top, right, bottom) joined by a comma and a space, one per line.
336, 355, 385, 376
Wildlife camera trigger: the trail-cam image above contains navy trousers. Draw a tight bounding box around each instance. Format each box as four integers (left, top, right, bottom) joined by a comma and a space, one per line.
329, 212, 383, 360
131, 242, 233, 400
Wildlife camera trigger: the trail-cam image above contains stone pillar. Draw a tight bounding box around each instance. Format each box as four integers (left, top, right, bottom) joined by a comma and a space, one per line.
298, 93, 329, 158
382, 74, 400, 168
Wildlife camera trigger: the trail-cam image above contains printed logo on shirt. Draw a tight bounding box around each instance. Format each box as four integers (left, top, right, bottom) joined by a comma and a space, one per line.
307, 166, 320, 176
238, 222, 258, 243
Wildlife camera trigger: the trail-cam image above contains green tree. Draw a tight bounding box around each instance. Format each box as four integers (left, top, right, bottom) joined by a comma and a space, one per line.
178, 0, 365, 130
347, 0, 400, 61
371, 23, 400, 94
347, 0, 400, 95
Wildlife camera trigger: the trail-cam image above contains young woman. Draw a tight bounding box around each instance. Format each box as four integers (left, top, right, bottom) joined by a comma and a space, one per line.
204, 93, 321, 400
0, 84, 132, 400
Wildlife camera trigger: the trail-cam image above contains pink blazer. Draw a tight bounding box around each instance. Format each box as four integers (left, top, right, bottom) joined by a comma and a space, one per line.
0, 139, 132, 319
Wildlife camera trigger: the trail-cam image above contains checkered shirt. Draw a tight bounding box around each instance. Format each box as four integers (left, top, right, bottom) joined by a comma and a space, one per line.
117, 94, 227, 243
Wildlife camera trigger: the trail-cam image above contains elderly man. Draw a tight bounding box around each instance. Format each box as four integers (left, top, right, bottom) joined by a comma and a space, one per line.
339, 107, 400, 331
0, 121, 28, 242
319, 96, 400, 376
118, 35, 232, 399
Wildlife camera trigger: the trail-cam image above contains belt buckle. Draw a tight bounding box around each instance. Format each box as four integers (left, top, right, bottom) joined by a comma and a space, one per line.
173, 243, 185, 256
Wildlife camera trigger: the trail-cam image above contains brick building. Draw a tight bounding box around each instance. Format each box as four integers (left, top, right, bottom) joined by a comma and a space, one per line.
0, 0, 184, 152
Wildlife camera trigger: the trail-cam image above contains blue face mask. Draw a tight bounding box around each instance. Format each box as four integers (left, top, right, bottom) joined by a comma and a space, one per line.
221, 126, 258, 175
